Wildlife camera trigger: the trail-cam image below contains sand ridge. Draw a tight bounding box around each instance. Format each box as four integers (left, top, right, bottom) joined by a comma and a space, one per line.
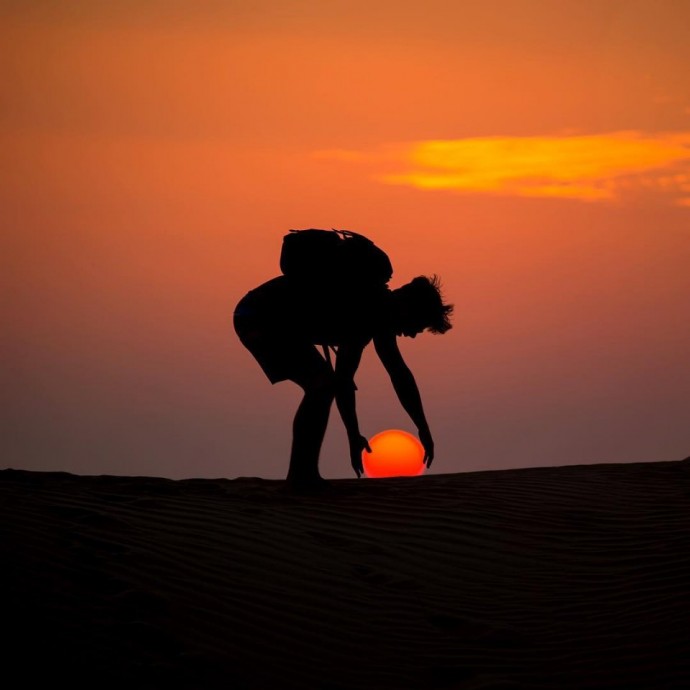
2, 460, 690, 689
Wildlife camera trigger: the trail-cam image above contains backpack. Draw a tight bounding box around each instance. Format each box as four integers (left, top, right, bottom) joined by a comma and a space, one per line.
279, 229, 393, 290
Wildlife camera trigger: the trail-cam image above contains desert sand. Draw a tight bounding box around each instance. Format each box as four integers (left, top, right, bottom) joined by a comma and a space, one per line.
2, 460, 689, 689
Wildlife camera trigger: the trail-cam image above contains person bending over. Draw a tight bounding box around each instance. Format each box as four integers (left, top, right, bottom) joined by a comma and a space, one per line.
234, 274, 452, 490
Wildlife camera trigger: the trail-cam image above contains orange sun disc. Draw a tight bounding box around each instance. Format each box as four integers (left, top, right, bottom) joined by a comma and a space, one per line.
362, 429, 426, 478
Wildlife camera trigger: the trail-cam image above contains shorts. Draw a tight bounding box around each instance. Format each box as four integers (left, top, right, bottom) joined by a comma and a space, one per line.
233, 294, 331, 385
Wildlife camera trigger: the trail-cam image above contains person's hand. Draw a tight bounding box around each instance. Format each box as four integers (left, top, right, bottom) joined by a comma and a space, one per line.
349, 434, 371, 478
419, 427, 434, 468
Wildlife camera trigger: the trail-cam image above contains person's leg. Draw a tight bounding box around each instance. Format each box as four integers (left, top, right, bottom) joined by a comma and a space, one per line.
234, 313, 334, 486
286, 368, 335, 487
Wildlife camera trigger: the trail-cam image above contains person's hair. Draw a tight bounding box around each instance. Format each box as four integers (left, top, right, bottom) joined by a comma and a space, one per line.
401, 275, 454, 334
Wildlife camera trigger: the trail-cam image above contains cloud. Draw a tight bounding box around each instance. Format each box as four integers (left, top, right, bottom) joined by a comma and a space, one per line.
319, 131, 690, 205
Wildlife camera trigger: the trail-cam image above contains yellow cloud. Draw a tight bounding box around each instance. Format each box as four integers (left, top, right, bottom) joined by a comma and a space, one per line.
319, 132, 690, 205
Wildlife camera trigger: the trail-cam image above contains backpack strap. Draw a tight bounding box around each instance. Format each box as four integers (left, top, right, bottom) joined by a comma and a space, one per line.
322, 344, 336, 371
322, 344, 359, 390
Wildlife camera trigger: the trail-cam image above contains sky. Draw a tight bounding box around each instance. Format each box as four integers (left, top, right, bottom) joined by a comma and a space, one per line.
2, 1, 689, 480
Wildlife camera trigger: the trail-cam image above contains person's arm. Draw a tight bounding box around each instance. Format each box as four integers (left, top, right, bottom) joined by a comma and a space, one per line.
373, 332, 434, 466
333, 342, 371, 477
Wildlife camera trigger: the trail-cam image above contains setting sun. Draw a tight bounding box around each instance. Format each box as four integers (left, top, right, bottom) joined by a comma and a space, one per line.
362, 430, 426, 478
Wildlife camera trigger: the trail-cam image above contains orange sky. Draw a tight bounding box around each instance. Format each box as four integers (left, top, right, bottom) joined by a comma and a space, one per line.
3, 1, 689, 479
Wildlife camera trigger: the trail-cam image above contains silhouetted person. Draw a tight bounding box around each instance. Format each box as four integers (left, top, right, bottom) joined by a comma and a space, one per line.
234, 273, 452, 490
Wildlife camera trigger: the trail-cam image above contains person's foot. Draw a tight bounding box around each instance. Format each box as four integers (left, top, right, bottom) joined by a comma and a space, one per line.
285, 475, 332, 495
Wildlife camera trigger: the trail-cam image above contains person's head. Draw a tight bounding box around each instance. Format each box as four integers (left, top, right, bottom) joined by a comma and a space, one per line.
391, 275, 453, 338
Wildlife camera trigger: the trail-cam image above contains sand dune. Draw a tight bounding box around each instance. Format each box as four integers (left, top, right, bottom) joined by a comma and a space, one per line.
2, 460, 689, 689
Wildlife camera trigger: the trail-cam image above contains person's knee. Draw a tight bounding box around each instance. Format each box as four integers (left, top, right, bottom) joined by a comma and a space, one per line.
302, 371, 336, 401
